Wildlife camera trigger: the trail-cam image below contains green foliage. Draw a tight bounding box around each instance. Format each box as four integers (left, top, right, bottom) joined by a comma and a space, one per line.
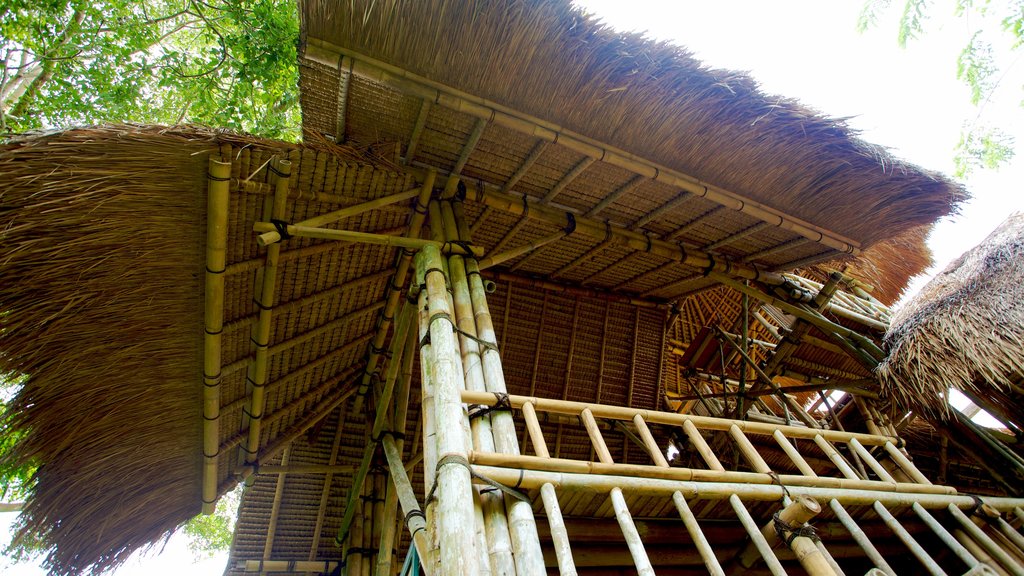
954, 124, 1015, 176
861, 0, 1024, 175
0, 374, 31, 504
0, 0, 300, 140
181, 485, 243, 558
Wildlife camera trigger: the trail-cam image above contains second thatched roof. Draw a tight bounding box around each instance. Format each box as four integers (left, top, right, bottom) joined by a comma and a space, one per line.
877, 213, 1024, 431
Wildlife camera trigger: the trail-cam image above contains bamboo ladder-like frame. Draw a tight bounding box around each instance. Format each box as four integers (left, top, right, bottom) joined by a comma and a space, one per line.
463, 390, 1024, 575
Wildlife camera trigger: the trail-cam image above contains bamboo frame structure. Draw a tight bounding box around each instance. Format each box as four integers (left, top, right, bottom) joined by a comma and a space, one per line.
304, 40, 864, 256
250, 223, 485, 257
202, 155, 231, 514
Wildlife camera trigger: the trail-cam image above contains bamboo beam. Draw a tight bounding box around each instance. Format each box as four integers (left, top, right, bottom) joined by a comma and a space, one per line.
471, 466, 1024, 510
633, 191, 694, 230
256, 187, 420, 246
477, 229, 568, 270
240, 157, 291, 471
705, 221, 771, 251
306, 404, 348, 574
462, 390, 897, 445
251, 223, 484, 257
260, 448, 289, 576
353, 170, 435, 415
829, 500, 896, 575
202, 155, 231, 514
467, 451, 949, 495
225, 229, 405, 276
586, 175, 645, 217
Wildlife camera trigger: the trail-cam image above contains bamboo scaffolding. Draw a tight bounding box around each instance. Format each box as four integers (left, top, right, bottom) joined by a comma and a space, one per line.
239, 157, 291, 471
829, 500, 895, 575
728, 494, 787, 576
874, 501, 947, 576
354, 170, 435, 415
912, 502, 982, 570
202, 155, 231, 514
256, 187, 420, 246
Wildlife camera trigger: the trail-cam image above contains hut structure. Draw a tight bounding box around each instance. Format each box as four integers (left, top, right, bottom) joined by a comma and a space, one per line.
878, 213, 1024, 494
2, 1, 1024, 575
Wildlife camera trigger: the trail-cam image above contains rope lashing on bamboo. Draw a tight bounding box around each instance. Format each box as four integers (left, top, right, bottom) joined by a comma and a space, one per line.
768, 471, 792, 503
417, 310, 498, 353
772, 511, 821, 545
425, 454, 530, 505
270, 219, 292, 240
468, 392, 511, 420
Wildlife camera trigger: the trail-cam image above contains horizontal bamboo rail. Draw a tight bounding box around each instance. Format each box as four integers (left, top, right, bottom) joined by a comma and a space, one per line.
467, 451, 951, 495
471, 466, 1024, 510
251, 223, 485, 257
304, 40, 863, 256
461, 390, 896, 445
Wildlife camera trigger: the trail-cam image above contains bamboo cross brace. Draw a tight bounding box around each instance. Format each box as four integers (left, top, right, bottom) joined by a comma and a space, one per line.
542, 156, 595, 204
250, 223, 485, 257
239, 157, 292, 471
477, 228, 568, 270
202, 155, 231, 514
256, 187, 420, 246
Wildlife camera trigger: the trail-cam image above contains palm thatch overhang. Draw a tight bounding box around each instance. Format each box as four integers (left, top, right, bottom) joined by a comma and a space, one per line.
877, 212, 1024, 494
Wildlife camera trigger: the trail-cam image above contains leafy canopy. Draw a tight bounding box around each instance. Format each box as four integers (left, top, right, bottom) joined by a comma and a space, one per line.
0, 0, 301, 140
858, 0, 1020, 177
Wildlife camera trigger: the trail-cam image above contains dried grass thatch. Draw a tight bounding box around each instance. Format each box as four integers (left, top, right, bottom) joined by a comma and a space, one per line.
877, 213, 1024, 425
302, 0, 966, 248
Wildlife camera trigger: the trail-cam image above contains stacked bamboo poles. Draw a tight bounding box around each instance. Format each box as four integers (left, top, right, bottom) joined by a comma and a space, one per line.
202, 155, 231, 514
417, 243, 482, 575
238, 157, 291, 472
437, 200, 516, 575
353, 169, 435, 415
444, 198, 546, 573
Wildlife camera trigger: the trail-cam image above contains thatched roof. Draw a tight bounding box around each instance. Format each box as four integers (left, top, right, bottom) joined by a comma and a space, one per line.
0, 2, 974, 573
300, 0, 965, 261
877, 212, 1024, 424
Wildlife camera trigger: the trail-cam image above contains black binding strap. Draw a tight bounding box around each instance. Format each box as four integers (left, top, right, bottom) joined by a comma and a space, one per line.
772, 511, 821, 545
270, 218, 292, 240
564, 212, 577, 235
426, 454, 530, 505
468, 392, 511, 420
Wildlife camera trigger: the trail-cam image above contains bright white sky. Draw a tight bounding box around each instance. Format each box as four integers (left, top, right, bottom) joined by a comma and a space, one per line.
4, 2, 1023, 574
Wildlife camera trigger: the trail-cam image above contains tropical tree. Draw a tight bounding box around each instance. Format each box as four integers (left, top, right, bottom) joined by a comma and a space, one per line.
0, 0, 301, 140
858, 0, 1022, 176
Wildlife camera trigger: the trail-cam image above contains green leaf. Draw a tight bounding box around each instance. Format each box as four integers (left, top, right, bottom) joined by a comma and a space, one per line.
898, 0, 931, 47
954, 125, 1015, 177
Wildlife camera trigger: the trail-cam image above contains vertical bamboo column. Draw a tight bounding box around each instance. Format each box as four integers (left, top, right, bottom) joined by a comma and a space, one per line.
240, 157, 291, 470
521, 401, 577, 576
202, 154, 231, 514
450, 199, 546, 574
438, 201, 515, 576
419, 243, 481, 576
415, 273, 440, 574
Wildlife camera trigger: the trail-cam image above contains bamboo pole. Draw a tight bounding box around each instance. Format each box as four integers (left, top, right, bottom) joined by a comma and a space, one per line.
420, 244, 481, 576
260, 448, 289, 576
522, 401, 577, 576
256, 187, 420, 246
948, 505, 1024, 576
461, 390, 898, 446
354, 170, 435, 415
728, 494, 787, 576
476, 229, 567, 270
734, 496, 834, 575
240, 157, 291, 472
307, 404, 348, 575
996, 517, 1024, 554
439, 201, 515, 576
202, 155, 231, 514
874, 502, 947, 576
449, 201, 546, 575
415, 279, 440, 575
829, 500, 895, 575
251, 223, 485, 257
911, 502, 982, 569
